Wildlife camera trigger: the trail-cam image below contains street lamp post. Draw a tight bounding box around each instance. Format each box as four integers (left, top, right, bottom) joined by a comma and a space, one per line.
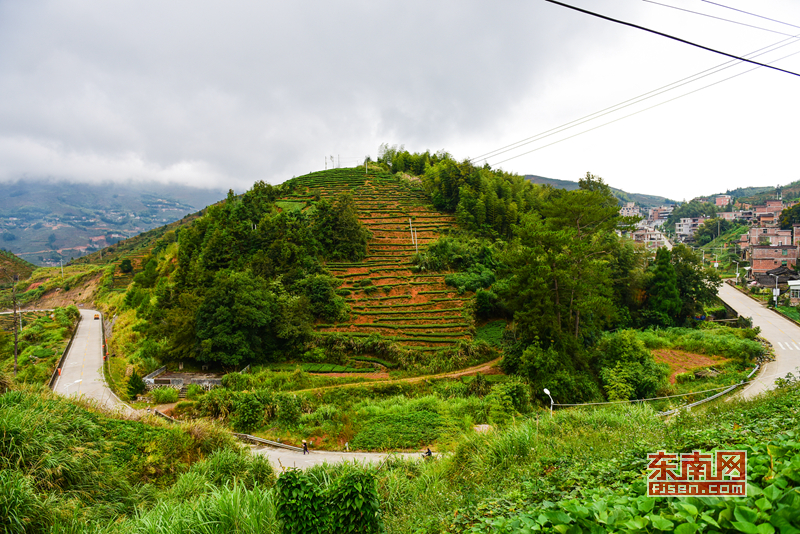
732, 260, 740, 280
543, 388, 554, 416
772, 274, 780, 308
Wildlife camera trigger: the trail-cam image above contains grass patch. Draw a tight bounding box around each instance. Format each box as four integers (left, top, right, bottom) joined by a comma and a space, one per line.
476, 321, 506, 347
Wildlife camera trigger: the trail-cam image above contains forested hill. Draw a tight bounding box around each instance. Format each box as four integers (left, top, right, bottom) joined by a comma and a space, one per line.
525, 175, 676, 207
69, 148, 722, 412
710, 180, 799, 205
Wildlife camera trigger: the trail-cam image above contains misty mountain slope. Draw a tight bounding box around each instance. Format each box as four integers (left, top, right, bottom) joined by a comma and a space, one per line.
0, 180, 226, 266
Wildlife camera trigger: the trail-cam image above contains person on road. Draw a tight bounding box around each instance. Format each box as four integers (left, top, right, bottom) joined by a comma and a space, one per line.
423, 447, 433, 458
302, 440, 309, 455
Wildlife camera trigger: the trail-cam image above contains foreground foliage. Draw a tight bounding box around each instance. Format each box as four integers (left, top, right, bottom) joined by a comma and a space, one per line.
2, 377, 799, 533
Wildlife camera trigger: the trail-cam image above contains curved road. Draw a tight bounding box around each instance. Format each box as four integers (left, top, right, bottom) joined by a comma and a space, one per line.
718, 283, 800, 398
53, 309, 131, 413
52, 309, 418, 468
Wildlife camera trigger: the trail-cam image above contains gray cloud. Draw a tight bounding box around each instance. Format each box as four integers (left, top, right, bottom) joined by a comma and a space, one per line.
1, 0, 799, 198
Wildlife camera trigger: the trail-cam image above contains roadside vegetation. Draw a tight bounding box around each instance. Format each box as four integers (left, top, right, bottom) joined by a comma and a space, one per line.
2, 371, 798, 533
0, 306, 79, 384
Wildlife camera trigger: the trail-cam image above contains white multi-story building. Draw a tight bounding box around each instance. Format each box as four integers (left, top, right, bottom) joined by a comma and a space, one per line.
620, 202, 641, 218
676, 217, 707, 237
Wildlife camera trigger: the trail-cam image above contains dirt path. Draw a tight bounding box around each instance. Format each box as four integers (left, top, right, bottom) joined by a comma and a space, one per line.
297, 356, 504, 394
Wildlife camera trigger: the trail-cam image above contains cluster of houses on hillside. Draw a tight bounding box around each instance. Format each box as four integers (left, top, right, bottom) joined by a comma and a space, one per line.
620, 202, 674, 251
621, 193, 800, 298
673, 199, 787, 236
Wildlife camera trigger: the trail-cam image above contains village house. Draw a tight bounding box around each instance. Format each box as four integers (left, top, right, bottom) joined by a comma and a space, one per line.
632, 228, 667, 250
676, 217, 707, 238
741, 227, 793, 246
750, 245, 799, 274
715, 194, 732, 207
620, 202, 641, 218
648, 206, 673, 227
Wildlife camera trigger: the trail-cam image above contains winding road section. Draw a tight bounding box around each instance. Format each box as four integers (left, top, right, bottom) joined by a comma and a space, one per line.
718, 283, 800, 398
53, 309, 130, 412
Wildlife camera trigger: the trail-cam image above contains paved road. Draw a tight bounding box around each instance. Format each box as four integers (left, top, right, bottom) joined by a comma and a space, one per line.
252, 447, 417, 470
53, 309, 130, 412
718, 283, 800, 398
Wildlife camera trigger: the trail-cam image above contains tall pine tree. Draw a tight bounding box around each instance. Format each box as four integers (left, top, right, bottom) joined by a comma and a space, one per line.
644, 248, 681, 327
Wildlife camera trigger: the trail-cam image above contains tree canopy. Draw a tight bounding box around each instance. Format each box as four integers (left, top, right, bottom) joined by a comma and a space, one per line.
119, 182, 365, 366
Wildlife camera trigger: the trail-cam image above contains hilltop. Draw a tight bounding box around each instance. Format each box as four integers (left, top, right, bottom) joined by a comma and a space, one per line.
525, 174, 676, 207
285, 169, 470, 351
0, 179, 225, 266
708, 180, 798, 205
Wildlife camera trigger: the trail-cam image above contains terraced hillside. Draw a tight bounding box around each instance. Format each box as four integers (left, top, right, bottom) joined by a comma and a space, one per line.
284, 168, 472, 351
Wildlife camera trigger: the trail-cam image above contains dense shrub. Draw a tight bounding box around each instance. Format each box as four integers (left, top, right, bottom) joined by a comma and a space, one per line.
188, 448, 274, 490
152, 387, 179, 404
229, 393, 264, 433
186, 384, 205, 399
445, 265, 495, 293
596, 330, 669, 401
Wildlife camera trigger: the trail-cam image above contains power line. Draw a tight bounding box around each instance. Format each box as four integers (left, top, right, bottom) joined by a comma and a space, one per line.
545, 0, 800, 77
701, 0, 800, 31
642, 0, 798, 37
487, 48, 800, 166
470, 33, 800, 163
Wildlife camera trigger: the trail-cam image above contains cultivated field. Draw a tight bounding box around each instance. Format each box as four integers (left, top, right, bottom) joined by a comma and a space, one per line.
284, 168, 473, 350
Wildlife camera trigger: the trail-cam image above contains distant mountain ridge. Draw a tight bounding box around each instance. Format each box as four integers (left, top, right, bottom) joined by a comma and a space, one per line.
525, 175, 677, 208
0, 179, 226, 266
703, 181, 798, 205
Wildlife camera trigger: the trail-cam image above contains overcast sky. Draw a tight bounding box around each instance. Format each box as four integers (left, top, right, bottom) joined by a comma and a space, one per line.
1, 0, 798, 201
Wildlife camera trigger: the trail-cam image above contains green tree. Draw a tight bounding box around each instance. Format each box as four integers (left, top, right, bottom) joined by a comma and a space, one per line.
513, 341, 602, 404
596, 330, 668, 400
120, 259, 133, 274
133, 258, 158, 288
644, 248, 681, 327
127, 369, 146, 398
694, 218, 732, 245
312, 193, 372, 261
195, 270, 280, 366
779, 203, 800, 229
670, 244, 721, 321
501, 174, 626, 350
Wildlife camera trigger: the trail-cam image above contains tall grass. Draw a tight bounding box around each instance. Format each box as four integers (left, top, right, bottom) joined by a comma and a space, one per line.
637, 326, 764, 361
116, 484, 278, 534
0, 386, 249, 532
